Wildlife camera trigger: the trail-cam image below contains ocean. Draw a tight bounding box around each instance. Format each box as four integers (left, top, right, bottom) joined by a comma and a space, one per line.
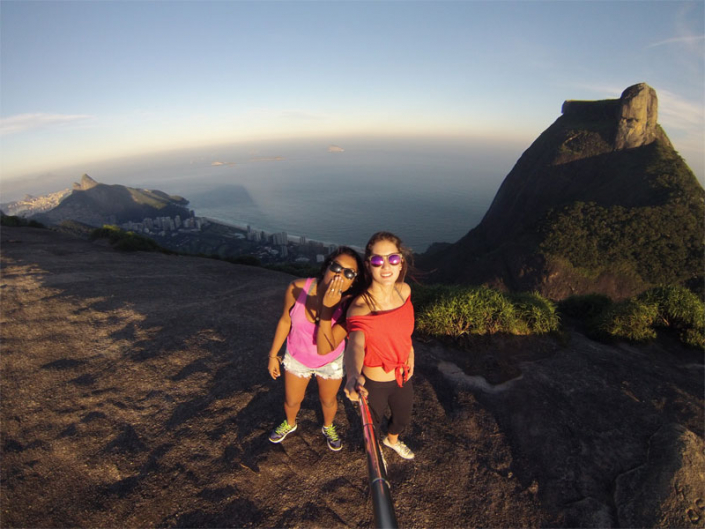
16, 137, 524, 252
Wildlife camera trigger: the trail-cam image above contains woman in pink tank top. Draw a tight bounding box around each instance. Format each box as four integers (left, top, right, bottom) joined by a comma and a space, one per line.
266, 246, 365, 451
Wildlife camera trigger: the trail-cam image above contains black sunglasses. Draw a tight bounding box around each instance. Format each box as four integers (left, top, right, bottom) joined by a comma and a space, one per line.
329, 261, 358, 280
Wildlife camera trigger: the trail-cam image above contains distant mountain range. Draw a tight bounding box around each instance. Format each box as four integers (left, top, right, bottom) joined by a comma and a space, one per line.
420, 83, 704, 300
28, 174, 191, 227
0, 188, 72, 217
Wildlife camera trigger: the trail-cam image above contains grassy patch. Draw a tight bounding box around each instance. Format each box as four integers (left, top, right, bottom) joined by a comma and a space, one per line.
413, 284, 559, 338
1, 215, 46, 229
90, 225, 167, 253
561, 285, 704, 349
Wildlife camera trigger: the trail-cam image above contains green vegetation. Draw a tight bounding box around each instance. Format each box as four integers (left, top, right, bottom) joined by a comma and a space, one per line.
595, 299, 659, 342
265, 262, 319, 277
540, 198, 703, 286
558, 293, 613, 321
560, 285, 704, 349
414, 282, 702, 349
0, 215, 46, 228
90, 225, 167, 253
540, 142, 704, 289
413, 284, 559, 337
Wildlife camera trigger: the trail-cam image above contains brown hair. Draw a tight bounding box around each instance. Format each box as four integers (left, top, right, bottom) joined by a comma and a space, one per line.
360, 231, 414, 310
363, 231, 412, 285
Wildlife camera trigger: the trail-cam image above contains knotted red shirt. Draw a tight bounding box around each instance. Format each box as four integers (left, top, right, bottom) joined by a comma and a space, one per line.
347, 296, 414, 387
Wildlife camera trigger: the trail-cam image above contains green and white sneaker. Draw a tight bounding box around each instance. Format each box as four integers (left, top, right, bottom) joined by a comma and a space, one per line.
321, 424, 343, 451
383, 436, 414, 459
269, 420, 297, 443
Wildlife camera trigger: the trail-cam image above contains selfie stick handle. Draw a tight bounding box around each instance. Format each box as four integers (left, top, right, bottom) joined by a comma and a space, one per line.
358, 389, 399, 529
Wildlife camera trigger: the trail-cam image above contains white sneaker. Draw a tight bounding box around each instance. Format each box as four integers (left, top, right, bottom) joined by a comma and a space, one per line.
382, 436, 415, 460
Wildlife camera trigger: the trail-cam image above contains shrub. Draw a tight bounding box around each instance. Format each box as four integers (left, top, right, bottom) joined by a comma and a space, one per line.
90, 225, 163, 252
1, 215, 45, 228
638, 285, 705, 349
413, 284, 559, 337
595, 299, 658, 342
509, 292, 561, 334
1, 215, 23, 227
638, 285, 704, 329
227, 255, 262, 267
265, 262, 318, 277
681, 328, 705, 350
558, 294, 613, 320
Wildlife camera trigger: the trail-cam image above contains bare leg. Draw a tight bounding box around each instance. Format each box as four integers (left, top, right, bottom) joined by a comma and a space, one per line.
284, 370, 310, 425
317, 377, 343, 427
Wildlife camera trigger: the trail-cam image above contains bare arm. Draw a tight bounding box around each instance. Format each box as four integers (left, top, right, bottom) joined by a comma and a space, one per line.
266, 281, 298, 379
343, 330, 367, 401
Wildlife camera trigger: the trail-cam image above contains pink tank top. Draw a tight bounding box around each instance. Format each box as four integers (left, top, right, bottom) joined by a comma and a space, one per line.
286, 278, 346, 368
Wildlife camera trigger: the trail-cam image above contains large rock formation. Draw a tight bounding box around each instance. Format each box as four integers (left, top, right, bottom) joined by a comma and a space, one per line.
33, 174, 191, 227
421, 83, 704, 300
562, 83, 666, 150
73, 173, 100, 191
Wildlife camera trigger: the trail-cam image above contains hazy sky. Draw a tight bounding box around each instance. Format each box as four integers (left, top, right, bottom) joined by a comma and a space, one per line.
1, 0, 704, 188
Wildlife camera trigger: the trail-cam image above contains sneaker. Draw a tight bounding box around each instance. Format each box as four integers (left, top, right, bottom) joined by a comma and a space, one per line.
269, 420, 297, 443
383, 436, 415, 460
321, 424, 343, 451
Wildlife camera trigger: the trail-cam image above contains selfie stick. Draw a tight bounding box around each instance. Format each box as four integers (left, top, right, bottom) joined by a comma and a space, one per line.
358, 388, 399, 529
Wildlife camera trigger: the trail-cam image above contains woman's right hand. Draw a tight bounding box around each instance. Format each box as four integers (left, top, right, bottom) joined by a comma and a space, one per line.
344, 374, 367, 401
268, 357, 281, 379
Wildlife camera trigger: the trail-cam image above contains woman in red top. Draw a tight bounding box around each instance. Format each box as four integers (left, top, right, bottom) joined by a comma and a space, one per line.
344, 231, 416, 460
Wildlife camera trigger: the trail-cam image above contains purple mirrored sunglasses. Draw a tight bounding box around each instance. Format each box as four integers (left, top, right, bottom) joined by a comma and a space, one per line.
368, 253, 402, 267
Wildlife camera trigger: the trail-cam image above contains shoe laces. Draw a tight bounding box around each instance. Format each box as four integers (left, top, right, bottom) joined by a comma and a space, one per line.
396, 441, 412, 457
275, 421, 292, 435
322, 424, 339, 441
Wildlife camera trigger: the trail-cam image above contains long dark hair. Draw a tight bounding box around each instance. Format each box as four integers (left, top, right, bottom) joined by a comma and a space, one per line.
317, 246, 366, 298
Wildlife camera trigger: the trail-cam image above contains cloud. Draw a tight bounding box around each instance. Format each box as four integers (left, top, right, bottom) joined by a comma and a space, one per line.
0, 113, 93, 135
657, 89, 704, 131
646, 35, 705, 49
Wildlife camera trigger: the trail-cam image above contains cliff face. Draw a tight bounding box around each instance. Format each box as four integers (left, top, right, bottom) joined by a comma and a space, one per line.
422, 83, 704, 300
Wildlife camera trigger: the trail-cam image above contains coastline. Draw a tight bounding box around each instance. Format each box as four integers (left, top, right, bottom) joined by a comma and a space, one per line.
201, 215, 364, 253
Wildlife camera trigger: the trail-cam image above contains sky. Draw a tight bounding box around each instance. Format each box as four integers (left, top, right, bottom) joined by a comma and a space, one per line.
1, 0, 704, 194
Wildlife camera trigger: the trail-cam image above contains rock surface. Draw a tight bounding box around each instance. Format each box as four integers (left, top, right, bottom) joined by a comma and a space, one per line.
1, 227, 703, 528
614, 83, 662, 150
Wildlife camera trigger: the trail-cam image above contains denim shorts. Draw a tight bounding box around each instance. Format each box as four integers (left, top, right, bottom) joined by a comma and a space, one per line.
282, 350, 344, 380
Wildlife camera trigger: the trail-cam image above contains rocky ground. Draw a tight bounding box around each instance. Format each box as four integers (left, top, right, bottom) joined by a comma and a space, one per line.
1, 226, 703, 528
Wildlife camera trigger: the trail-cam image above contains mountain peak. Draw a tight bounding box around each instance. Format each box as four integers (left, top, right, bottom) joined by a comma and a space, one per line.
561, 82, 668, 151
422, 83, 703, 300
73, 174, 100, 191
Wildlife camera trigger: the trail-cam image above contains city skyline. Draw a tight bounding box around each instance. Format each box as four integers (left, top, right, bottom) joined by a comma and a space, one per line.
1, 0, 703, 190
